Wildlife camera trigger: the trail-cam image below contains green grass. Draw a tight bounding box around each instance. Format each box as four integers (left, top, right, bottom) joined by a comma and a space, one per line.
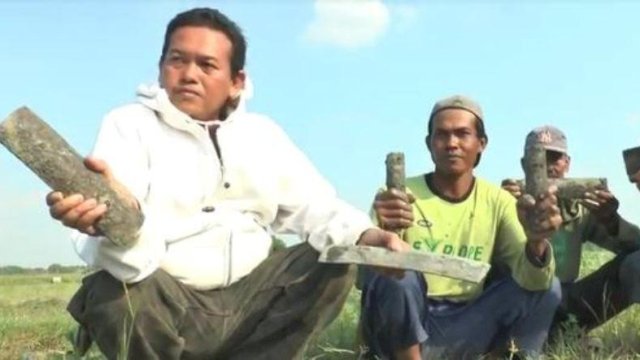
0, 273, 84, 359
553, 246, 640, 359
311, 246, 640, 359
1, 248, 640, 359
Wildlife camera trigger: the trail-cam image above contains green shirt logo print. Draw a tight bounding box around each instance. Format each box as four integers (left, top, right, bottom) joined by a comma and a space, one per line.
424, 238, 440, 252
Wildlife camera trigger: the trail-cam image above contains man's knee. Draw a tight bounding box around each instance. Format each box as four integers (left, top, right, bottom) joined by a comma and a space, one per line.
257, 243, 355, 320
541, 277, 563, 310
293, 242, 355, 291
619, 250, 640, 282
70, 270, 184, 326
365, 271, 426, 312
261, 242, 353, 288
69, 271, 125, 323
71, 271, 188, 347
619, 250, 640, 302
314, 262, 356, 302
517, 276, 561, 312
486, 276, 561, 318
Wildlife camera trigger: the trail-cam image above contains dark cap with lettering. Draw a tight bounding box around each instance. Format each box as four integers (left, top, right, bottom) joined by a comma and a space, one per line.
524, 125, 568, 154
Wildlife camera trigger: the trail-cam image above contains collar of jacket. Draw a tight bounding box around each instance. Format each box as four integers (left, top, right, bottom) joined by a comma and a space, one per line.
135, 83, 247, 138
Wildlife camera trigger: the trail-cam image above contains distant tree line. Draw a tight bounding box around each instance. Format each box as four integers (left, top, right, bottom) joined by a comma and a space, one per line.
0, 264, 88, 275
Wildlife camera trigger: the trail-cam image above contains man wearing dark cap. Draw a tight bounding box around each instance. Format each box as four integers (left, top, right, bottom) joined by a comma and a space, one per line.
502, 126, 640, 339
360, 95, 563, 359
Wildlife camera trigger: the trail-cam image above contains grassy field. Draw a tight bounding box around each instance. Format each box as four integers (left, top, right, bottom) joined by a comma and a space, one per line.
1, 247, 640, 359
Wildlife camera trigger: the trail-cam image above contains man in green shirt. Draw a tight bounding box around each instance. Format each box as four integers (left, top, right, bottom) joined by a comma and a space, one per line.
360, 95, 563, 360
502, 125, 640, 337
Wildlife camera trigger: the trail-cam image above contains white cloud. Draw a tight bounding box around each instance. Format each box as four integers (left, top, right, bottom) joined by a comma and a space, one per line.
304, 0, 391, 49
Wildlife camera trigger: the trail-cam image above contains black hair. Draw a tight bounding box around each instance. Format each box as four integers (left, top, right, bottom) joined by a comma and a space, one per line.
159, 8, 246, 75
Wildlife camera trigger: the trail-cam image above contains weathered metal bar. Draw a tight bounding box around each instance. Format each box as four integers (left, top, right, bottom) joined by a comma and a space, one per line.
623, 146, 640, 182
320, 245, 491, 283
385, 152, 406, 240
0, 106, 143, 247
385, 152, 405, 192
523, 143, 548, 198
513, 178, 607, 199
338, 152, 490, 283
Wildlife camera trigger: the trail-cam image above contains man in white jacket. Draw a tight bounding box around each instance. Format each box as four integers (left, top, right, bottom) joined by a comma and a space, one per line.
46, 8, 405, 359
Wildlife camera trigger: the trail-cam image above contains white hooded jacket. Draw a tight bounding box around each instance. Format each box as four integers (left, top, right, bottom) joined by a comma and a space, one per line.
72, 84, 373, 289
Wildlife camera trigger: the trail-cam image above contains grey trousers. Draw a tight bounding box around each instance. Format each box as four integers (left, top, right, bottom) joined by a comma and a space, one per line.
68, 243, 355, 360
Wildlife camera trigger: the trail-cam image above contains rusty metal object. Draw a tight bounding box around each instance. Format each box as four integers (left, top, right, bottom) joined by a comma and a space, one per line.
521, 144, 607, 199
513, 178, 607, 200
623, 146, 640, 182
320, 245, 491, 283
523, 144, 548, 198
327, 152, 491, 283
385, 152, 405, 192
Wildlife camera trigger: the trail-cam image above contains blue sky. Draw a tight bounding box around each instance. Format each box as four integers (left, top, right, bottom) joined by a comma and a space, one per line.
1, 1, 639, 267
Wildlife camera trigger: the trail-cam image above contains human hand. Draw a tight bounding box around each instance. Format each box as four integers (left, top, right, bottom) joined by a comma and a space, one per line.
357, 228, 411, 278
373, 189, 415, 231
46, 157, 137, 235
517, 186, 562, 256
581, 189, 619, 225
501, 178, 523, 198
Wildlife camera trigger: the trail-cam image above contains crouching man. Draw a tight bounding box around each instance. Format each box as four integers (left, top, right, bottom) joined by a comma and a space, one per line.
46, 8, 406, 359
360, 96, 562, 359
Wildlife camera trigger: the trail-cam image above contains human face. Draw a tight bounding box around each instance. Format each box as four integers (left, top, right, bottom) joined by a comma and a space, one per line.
160, 26, 245, 121
427, 109, 486, 177
546, 150, 570, 179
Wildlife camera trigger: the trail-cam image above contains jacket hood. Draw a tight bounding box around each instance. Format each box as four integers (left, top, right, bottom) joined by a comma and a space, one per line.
134, 75, 253, 130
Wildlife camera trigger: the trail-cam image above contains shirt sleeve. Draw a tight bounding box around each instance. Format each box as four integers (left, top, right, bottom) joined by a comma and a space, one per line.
267, 125, 374, 251
583, 211, 640, 254
71, 108, 167, 283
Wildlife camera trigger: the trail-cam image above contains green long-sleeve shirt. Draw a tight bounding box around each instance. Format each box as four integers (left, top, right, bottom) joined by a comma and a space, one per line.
552, 199, 640, 283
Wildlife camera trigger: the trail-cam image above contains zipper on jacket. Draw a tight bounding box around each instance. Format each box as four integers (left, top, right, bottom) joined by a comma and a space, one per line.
205, 123, 233, 286
207, 124, 230, 189
225, 230, 233, 286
